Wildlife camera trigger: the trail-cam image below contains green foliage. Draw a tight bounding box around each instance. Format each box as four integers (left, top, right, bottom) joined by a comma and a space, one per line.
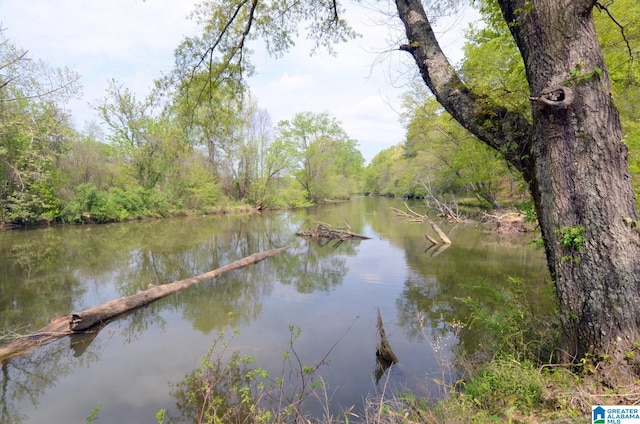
363, 145, 413, 196
0, 32, 80, 224
155, 408, 167, 424
0, 5, 362, 226
169, 0, 358, 94
165, 154, 223, 213
85, 404, 102, 424
460, 17, 529, 116
60, 184, 170, 223
367, 84, 521, 206
594, 0, 640, 206
417, 277, 579, 423
463, 358, 545, 414
97, 79, 187, 191
264, 179, 311, 209
556, 226, 586, 262
565, 62, 604, 86
457, 277, 557, 362
275, 111, 364, 202
167, 326, 336, 424
556, 226, 586, 252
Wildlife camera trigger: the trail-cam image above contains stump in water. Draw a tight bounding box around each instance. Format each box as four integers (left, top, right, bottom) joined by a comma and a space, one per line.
376, 308, 399, 366
374, 308, 431, 396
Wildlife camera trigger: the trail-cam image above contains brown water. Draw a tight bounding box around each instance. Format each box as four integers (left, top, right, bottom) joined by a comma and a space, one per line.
0, 197, 550, 423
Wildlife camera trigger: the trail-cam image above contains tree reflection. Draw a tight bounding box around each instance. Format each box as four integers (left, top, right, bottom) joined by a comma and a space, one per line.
395, 248, 554, 363
0, 230, 83, 332
274, 241, 350, 294
0, 337, 102, 424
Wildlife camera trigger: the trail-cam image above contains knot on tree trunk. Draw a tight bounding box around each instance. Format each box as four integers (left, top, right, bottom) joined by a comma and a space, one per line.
530, 86, 574, 109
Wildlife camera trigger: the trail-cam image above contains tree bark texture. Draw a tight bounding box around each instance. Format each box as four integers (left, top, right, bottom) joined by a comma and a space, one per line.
0, 246, 290, 361
396, 0, 640, 363
502, 0, 640, 362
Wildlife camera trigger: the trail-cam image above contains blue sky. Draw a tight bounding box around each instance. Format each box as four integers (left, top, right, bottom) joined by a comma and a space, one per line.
0, 0, 476, 162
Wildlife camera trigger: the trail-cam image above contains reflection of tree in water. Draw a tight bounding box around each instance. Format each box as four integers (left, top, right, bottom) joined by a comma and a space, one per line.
275, 241, 352, 294
103, 213, 296, 334
0, 213, 299, 424
176, 267, 272, 333
108, 213, 293, 294
396, 257, 554, 361
0, 335, 104, 424
0, 201, 379, 423
0, 231, 82, 331
396, 271, 453, 342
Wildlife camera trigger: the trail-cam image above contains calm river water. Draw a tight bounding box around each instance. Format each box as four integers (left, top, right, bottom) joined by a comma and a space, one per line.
0, 197, 550, 423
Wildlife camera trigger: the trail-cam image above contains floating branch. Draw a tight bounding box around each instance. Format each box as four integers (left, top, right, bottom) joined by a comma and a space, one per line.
0, 246, 290, 362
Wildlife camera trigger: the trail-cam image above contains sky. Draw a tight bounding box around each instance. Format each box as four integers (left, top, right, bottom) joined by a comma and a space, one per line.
0, 0, 478, 162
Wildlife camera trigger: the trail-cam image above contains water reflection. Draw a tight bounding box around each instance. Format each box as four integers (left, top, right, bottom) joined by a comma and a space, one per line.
0, 197, 551, 422
276, 242, 351, 294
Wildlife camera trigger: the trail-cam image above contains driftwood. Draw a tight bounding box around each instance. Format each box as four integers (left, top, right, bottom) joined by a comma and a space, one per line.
419, 178, 464, 223
0, 246, 290, 362
481, 211, 532, 234
391, 204, 452, 245
296, 223, 371, 241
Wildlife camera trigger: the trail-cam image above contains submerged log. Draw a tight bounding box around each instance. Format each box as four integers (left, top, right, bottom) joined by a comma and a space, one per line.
0, 246, 290, 361
424, 234, 439, 245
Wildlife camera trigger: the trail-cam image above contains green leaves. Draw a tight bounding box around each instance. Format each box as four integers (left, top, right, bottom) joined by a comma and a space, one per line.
556, 226, 586, 252
367, 86, 517, 208
274, 111, 364, 202
0, 31, 79, 224
556, 226, 586, 263
173, 0, 359, 89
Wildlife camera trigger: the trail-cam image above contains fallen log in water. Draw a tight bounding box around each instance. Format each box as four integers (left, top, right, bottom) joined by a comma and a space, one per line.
0, 246, 290, 362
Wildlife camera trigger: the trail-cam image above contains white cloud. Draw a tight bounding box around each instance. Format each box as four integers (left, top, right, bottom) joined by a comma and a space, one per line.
0, 0, 475, 162
268, 73, 317, 91
0, 0, 197, 128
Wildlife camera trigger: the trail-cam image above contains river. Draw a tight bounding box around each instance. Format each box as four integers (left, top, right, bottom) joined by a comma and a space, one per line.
0, 197, 550, 423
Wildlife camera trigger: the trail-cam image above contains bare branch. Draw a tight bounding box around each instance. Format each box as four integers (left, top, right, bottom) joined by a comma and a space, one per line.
596, 1, 635, 68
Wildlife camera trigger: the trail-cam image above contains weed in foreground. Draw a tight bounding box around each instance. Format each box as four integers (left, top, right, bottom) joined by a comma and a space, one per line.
160, 320, 357, 424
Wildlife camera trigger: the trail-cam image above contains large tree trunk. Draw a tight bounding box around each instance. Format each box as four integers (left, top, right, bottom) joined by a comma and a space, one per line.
501, 0, 640, 364
395, 0, 640, 371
